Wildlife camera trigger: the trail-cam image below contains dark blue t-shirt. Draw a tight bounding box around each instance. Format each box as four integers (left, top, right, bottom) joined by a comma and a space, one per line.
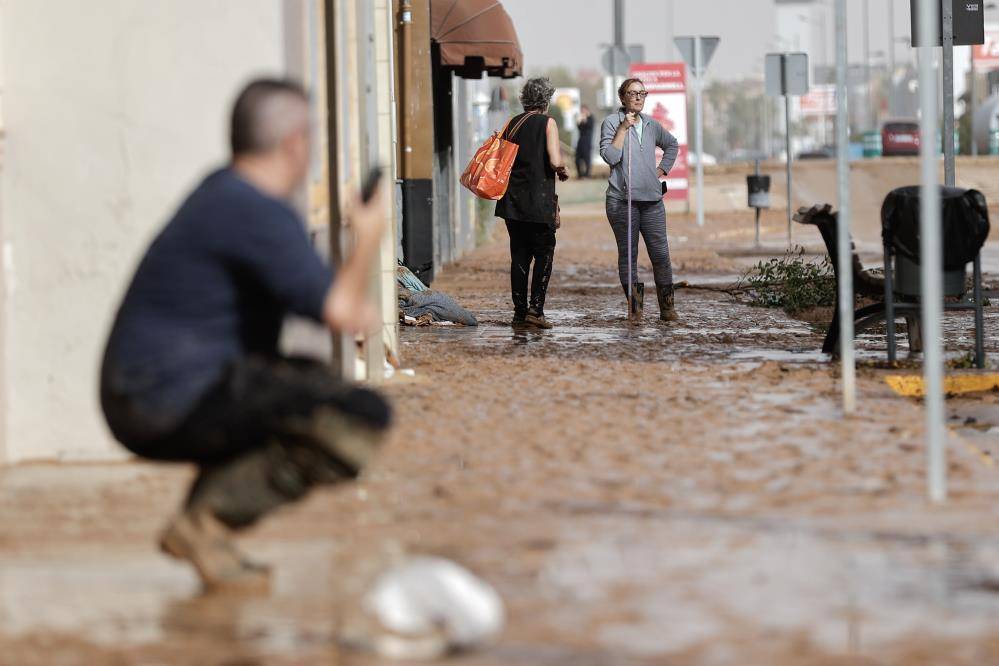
101, 168, 333, 435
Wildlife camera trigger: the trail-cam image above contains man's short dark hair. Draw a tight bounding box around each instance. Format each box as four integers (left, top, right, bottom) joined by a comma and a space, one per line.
230, 78, 309, 156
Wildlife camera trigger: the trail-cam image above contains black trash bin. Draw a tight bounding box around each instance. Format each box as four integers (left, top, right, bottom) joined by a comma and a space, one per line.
880, 185, 990, 365
746, 174, 771, 209
881, 185, 990, 297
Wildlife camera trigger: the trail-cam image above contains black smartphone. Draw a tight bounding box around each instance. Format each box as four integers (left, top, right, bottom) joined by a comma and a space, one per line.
661, 181, 669, 196
361, 166, 383, 203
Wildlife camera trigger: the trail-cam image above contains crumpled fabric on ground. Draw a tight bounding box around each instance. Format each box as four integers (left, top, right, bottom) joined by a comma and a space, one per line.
398, 289, 478, 327
396, 263, 429, 293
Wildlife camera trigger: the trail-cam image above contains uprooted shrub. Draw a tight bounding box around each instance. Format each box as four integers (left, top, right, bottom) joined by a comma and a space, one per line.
740, 246, 837, 314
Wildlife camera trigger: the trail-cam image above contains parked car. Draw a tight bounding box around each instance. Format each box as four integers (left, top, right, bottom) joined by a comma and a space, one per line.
882, 120, 920, 156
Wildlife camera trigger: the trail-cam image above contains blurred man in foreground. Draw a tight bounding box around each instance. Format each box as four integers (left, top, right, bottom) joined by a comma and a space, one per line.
100, 79, 390, 591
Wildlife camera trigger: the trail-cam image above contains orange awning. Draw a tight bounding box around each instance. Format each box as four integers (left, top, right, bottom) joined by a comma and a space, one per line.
430, 0, 523, 79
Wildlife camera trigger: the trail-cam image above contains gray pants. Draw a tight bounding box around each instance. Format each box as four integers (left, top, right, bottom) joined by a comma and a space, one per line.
605, 196, 673, 290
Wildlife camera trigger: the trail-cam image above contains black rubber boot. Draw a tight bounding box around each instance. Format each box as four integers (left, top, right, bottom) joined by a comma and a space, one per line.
184, 442, 318, 530
657, 284, 678, 322
624, 283, 645, 324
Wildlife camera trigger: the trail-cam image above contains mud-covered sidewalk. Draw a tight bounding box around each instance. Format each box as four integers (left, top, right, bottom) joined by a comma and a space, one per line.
5, 185, 999, 665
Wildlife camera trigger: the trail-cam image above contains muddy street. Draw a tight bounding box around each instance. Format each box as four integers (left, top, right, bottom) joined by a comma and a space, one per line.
5, 184, 999, 665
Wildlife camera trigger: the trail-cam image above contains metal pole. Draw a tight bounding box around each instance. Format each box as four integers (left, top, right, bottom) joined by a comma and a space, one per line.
754, 160, 762, 246
821, 10, 829, 146
972, 56, 979, 156
614, 0, 624, 47
611, 0, 624, 91
888, 0, 896, 115
695, 36, 705, 228
942, 0, 956, 185
835, 0, 856, 414
784, 80, 793, 244
916, 0, 946, 503
323, 0, 355, 379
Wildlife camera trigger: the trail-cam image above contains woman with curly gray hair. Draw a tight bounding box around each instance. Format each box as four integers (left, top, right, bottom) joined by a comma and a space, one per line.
495, 77, 569, 330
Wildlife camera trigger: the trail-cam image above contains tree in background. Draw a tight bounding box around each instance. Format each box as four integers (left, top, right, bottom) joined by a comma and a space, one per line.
699, 80, 770, 160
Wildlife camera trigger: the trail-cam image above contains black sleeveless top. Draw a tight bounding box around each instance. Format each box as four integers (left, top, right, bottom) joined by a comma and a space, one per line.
495, 112, 557, 225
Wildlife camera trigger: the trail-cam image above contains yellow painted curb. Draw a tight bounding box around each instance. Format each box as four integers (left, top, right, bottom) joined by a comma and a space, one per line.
885, 373, 999, 398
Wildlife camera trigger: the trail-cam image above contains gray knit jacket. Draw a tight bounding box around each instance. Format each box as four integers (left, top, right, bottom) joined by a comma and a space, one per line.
599, 111, 679, 203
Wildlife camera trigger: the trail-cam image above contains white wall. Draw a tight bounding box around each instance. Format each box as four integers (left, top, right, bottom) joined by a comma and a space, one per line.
0, 1, 287, 461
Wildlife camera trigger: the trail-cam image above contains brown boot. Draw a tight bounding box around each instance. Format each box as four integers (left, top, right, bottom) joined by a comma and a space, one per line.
625, 283, 645, 324
159, 508, 271, 593
657, 284, 678, 322
524, 309, 553, 329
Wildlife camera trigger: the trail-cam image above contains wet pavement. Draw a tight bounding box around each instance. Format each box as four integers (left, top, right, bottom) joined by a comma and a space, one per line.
5, 183, 999, 664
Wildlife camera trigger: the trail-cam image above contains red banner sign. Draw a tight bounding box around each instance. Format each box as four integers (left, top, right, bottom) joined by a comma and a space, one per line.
973, 25, 999, 72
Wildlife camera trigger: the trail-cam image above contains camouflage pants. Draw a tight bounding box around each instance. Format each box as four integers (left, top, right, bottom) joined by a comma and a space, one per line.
125, 357, 391, 529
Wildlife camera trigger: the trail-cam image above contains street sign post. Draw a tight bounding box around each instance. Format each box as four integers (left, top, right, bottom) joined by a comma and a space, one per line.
908, 0, 986, 502
675, 36, 719, 228
766, 52, 809, 247
911, 0, 985, 182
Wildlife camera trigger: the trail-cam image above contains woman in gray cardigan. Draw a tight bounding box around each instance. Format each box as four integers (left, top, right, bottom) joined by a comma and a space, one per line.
599, 77, 680, 323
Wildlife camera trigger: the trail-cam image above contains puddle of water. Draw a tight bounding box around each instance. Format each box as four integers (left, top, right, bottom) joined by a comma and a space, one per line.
0, 540, 344, 656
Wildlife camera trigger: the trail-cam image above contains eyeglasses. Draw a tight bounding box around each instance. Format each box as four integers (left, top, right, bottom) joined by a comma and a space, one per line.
624, 91, 648, 99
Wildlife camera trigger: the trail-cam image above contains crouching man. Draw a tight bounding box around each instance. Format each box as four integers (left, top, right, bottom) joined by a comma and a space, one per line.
100, 79, 390, 591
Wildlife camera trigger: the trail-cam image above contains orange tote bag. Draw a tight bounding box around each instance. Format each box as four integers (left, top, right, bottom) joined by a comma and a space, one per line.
460, 112, 537, 200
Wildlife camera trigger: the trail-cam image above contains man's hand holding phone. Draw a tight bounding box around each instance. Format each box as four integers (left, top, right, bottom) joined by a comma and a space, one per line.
324, 167, 387, 336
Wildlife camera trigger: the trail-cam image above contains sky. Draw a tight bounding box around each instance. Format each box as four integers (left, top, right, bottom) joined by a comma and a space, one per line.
501, 0, 922, 83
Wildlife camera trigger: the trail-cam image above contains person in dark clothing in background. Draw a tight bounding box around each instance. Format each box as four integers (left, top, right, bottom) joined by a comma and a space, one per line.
575, 105, 595, 179
495, 77, 569, 330
100, 79, 390, 591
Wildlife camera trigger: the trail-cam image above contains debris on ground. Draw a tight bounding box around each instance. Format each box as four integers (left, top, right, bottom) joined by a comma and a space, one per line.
397, 264, 478, 326
397, 262, 429, 294
739, 245, 837, 314
886, 372, 999, 398
342, 556, 504, 660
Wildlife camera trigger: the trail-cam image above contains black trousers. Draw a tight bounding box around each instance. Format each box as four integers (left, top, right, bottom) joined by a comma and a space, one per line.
505, 220, 556, 317
575, 150, 592, 178
105, 356, 391, 528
